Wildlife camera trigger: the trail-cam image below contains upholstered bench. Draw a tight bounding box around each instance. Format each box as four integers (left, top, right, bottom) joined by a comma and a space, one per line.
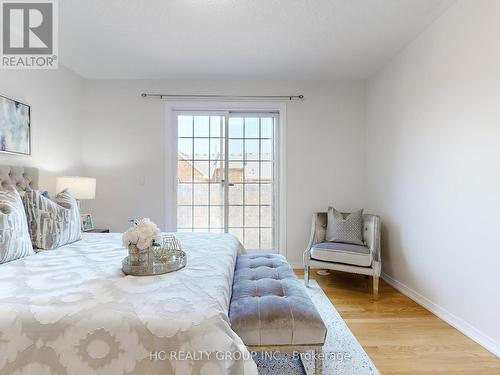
229, 253, 327, 374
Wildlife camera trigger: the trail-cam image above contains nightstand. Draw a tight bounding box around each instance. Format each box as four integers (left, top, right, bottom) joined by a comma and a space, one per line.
84, 229, 110, 233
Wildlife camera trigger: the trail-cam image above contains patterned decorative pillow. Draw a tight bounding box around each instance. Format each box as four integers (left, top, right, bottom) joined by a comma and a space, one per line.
326, 207, 364, 245
23, 189, 82, 250
0, 188, 35, 263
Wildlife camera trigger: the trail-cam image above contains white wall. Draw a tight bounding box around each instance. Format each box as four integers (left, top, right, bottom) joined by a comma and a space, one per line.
0, 67, 84, 192
366, 0, 500, 355
81, 79, 366, 265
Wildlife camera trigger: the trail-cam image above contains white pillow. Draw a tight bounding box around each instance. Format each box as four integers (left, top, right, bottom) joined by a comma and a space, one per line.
23, 189, 82, 250
0, 188, 35, 263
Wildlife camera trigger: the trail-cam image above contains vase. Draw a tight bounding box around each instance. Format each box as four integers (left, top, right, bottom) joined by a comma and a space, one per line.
128, 244, 150, 266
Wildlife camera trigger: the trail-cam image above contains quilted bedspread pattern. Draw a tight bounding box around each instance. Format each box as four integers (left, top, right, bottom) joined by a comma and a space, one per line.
0, 233, 257, 375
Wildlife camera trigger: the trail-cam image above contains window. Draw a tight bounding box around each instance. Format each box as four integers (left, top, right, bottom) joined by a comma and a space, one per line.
175, 111, 279, 251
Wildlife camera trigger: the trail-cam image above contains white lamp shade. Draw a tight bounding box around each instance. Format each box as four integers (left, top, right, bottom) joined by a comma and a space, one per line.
56, 176, 96, 199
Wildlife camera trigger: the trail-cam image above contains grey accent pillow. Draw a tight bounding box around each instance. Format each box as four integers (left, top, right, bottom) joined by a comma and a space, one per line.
23, 189, 82, 250
0, 188, 35, 263
326, 207, 364, 245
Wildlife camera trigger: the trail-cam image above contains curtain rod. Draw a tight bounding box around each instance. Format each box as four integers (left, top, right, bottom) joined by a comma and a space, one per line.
141, 93, 304, 100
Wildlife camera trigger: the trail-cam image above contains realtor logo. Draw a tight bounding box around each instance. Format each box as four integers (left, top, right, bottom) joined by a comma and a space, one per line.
1, 0, 58, 69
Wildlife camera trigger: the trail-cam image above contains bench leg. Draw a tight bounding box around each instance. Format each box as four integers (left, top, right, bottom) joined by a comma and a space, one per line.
315, 349, 323, 375
304, 265, 310, 287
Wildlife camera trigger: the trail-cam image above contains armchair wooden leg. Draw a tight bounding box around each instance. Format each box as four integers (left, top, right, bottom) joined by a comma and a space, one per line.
373, 276, 379, 300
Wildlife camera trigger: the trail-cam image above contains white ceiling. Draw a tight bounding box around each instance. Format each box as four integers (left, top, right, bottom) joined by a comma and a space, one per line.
60, 0, 454, 80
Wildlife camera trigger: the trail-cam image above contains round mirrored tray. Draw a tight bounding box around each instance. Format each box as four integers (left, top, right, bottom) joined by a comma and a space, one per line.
122, 250, 186, 276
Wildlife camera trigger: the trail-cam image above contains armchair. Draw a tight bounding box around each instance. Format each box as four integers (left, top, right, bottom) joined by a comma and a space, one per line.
303, 212, 381, 298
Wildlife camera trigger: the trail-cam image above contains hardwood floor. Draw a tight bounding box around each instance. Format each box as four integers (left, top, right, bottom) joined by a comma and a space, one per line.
294, 269, 500, 375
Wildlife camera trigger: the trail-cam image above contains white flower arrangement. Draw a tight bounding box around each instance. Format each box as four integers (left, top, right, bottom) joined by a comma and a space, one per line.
122, 218, 161, 250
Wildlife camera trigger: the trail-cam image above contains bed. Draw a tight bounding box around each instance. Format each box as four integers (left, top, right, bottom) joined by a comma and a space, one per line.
0, 166, 258, 375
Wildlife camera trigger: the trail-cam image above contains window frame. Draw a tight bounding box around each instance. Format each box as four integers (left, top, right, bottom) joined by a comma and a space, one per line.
165, 101, 287, 256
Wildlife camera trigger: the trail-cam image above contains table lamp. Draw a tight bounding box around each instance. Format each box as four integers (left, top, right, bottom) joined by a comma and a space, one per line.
56, 176, 96, 209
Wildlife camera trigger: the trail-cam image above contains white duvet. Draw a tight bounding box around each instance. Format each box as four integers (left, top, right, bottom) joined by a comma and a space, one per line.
0, 233, 258, 375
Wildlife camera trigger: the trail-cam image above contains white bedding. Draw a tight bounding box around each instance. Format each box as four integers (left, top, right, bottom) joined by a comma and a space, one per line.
0, 233, 258, 375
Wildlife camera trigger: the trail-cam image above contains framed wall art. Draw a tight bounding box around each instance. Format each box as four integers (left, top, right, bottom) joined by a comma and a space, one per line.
0, 94, 31, 155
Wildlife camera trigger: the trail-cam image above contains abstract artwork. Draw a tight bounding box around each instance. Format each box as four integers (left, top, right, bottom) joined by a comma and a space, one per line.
0, 95, 31, 155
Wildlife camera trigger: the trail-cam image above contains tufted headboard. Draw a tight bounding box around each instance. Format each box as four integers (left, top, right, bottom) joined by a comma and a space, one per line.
0, 166, 39, 191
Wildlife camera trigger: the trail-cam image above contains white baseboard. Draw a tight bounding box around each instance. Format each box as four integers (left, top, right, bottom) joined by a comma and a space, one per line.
381, 272, 500, 358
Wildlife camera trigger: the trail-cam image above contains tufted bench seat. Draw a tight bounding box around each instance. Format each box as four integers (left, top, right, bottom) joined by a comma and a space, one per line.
229, 253, 326, 374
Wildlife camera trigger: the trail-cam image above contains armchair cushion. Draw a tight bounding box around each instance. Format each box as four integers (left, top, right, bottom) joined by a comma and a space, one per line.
310, 241, 372, 267
326, 207, 365, 245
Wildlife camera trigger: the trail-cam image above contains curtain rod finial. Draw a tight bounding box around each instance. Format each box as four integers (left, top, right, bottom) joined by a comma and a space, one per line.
141, 93, 147, 98
299, 95, 304, 99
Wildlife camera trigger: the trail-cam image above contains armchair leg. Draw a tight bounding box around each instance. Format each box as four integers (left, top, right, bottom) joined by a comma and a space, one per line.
373, 276, 379, 300
304, 265, 310, 287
